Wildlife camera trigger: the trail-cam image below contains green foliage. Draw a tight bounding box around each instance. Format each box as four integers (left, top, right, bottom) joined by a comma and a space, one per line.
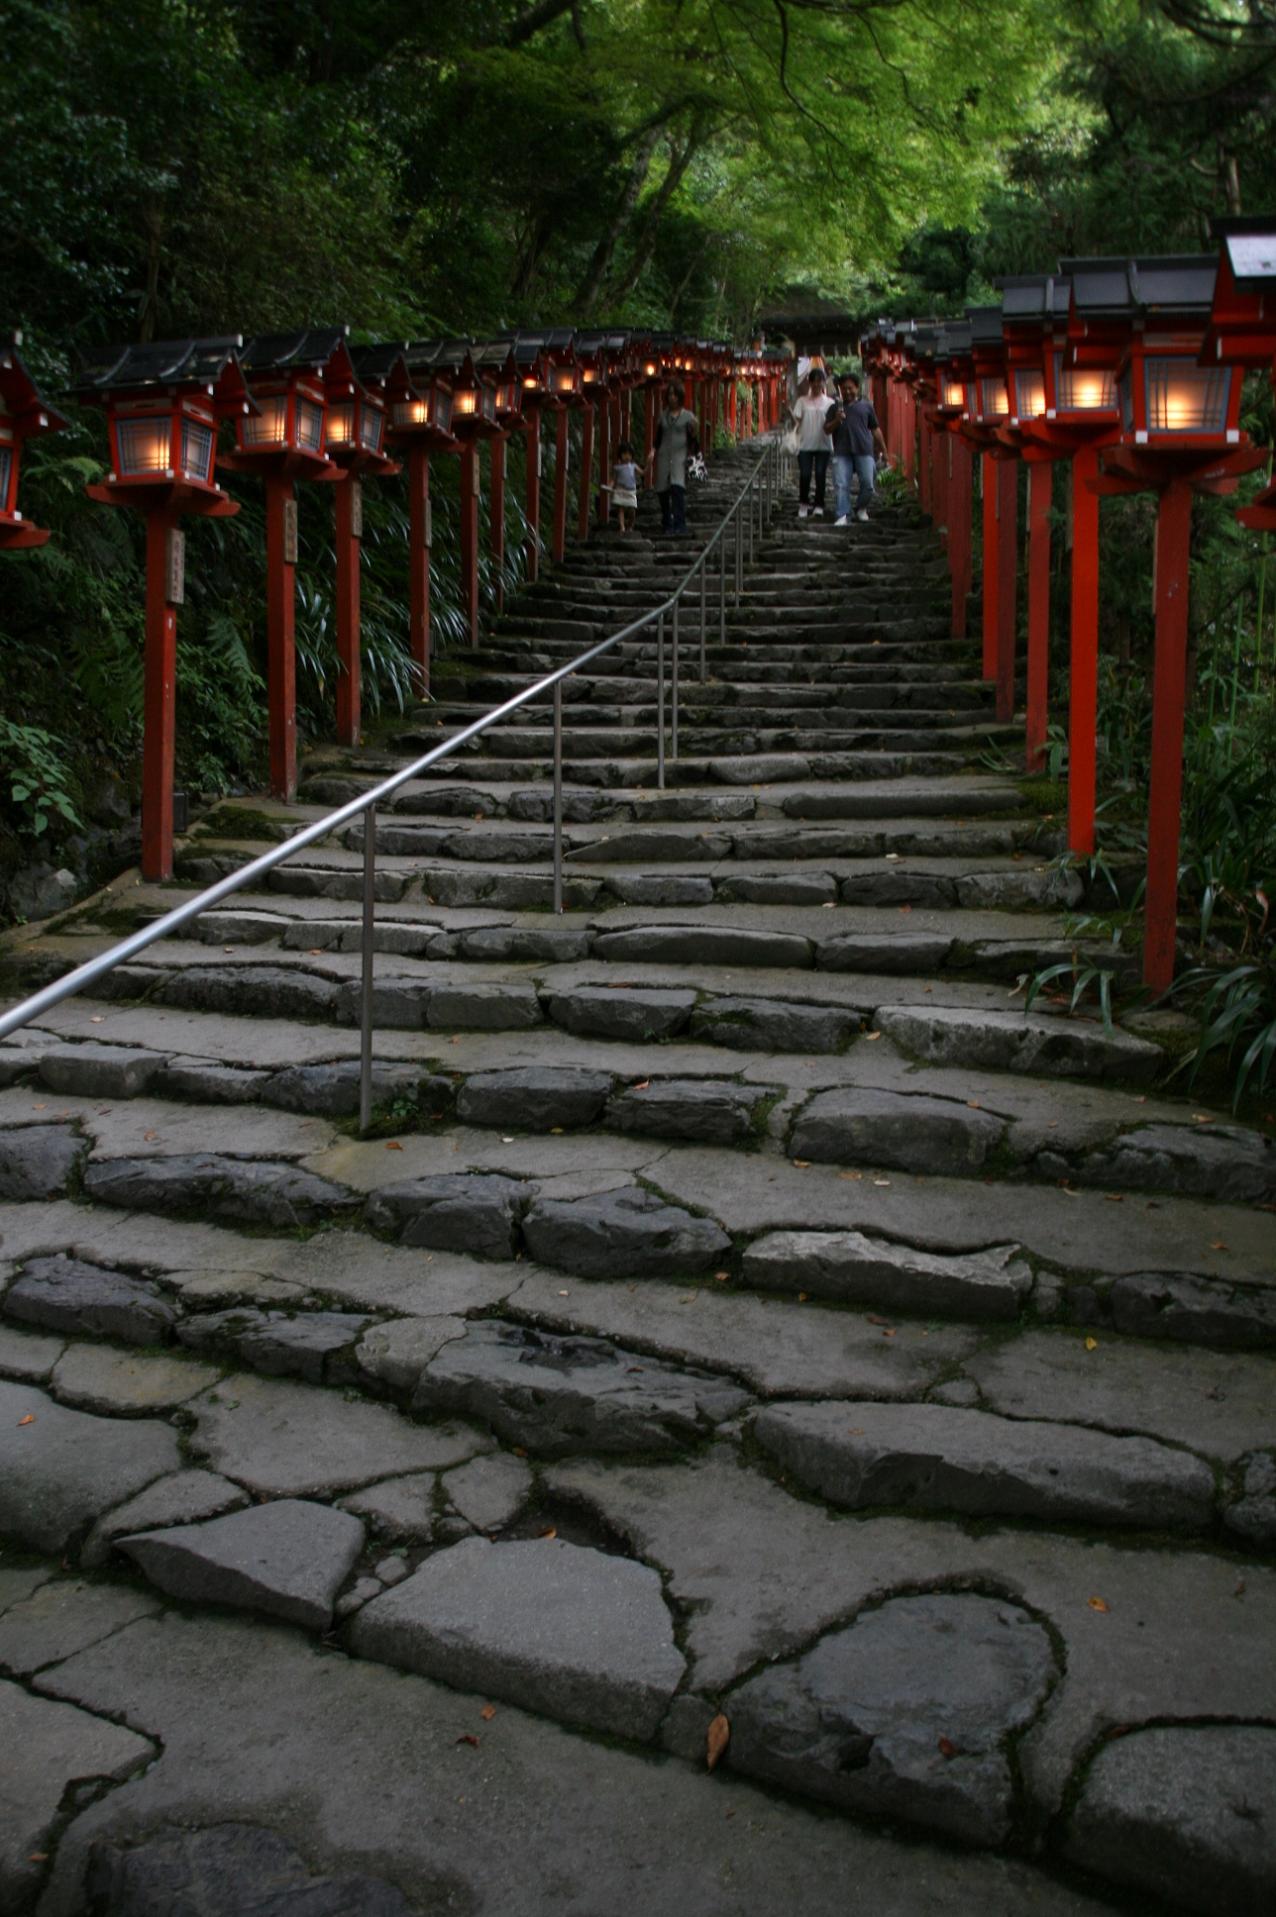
0, 720, 82, 840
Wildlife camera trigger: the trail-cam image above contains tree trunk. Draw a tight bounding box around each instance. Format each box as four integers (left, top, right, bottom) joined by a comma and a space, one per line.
605, 123, 703, 306
573, 127, 660, 316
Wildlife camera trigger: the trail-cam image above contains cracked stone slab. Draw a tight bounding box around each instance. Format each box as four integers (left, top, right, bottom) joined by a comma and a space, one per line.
351, 1535, 684, 1739
83, 1155, 359, 1229
81, 1470, 251, 1569
743, 1229, 1031, 1319
443, 1452, 534, 1533
607, 1077, 771, 1144
456, 1066, 613, 1131
81, 1824, 418, 1917
874, 1005, 1161, 1082
754, 1399, 1216, 1531
691, 994, 858, 1054
366, 1171, 530, 1259
187, 1371, 491, 1497
0, 1321, 65, 1381
1108, 1272, 1276, 1351
0, 1124, 86, 1199
354, 1315, 466, 1392
508, 1269, 978, 1400
29, 1611, 1111, 1917
1226, 1451, 1276, 1547
120, 1499, 365, 1631
37, 1041, 169, 1099
50, 1343, 221, 1415
1076, 1121, 1276, 1204
178, 1308, 373, 1385
523, 1185, 731, 1278
0, 1679, 155, 1909
728, 1593, 1056, 1847
0, 1380, 181, 1552
0, 1578, 162, 1676
260, 1059, 427, 1117
4, 1255, 179, 1345
412, 1318, 750, 1455
338, 1472, 440, 1542
963, 1328, 1276, 1461
1064, 1724, 1276, 1915
592, 924, 813, 968
546, 985, 695, 1043
790, 1087, 1005, 1174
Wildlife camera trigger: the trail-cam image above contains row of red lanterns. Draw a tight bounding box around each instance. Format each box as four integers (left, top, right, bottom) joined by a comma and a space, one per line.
861, 214, 1276, 994
1, 327, 790, 882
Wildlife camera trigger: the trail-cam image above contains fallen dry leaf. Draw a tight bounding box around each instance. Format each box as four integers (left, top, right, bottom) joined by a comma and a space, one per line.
631, 1080, 651, 1092
714, 1270, 730, 1283
17, 1414, 36, 1426
143, 1129, 159, 1142
1088, 1596, 1109, 1613
539, 1526, 558, 1540
1192, 1114, 1213, 1124
480, 1704, 497, 1721
867, 1314, 892, 1327
1085, 1337, 1099, 1351
456, 1734, 481, 1748
1211, 1241, 1230, 1252
797, 1291, 809, 1303
706, 1713, 730, 1772
791, 1158, 811, 1169
838, 1170, 863, 1182
865, 1031, 881, 1041
937, 1736, 959, 1759
309, 948, 324, 956
385, 1140, 404, 1151
872, 1177, 891, 1187
966, 1100, 981, 1110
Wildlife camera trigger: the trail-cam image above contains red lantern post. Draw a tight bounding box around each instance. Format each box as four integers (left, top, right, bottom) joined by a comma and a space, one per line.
75, 336, 250, 878
543, 338, 583, 563
575, 335, 606, 539
323, 346, 401, 745
439, 343, 501, 647
0, 337, 68, 551
960, 308, 1019, 724
1087, 255, 1261, 991
383, 342, 458, 698
222, 328, 350, 801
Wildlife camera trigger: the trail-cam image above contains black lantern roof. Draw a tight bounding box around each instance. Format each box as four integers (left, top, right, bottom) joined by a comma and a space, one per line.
999, 275, 1071, 326
1063, 256, 1217, 322
1, 335, 70, 433
538, 327, 576, 354
935, 320, 973, 357
73, 334, 249, 403
574, 331, 607, 360
1211, 215, 1276, 290
350, 342, 409, 385
239, 326, 350, 375
966, 306, 1007, 349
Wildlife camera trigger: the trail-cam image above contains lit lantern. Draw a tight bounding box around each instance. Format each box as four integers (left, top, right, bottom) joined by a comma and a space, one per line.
434, 343, 500, 647
1201, 216, 1276, 531
0, 334, 69, 550
320, 344, 401, 749
378, 341, 461, 695
75, 335, 250, 880
962, 306, 1020, 718
473, 339, 524, 425
224, 328, 348, 804
1073, 254, 1261, 994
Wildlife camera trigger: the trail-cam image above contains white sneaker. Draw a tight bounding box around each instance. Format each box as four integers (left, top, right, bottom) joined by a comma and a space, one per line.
812, 506, 824, 518
856, 509, 869, 522
797, 505, 809, 519
833, 514, 848, 527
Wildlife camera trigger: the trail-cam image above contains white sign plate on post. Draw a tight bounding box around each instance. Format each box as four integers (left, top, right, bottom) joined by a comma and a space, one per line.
351, 479, 363, 538
283, 497, 299, 565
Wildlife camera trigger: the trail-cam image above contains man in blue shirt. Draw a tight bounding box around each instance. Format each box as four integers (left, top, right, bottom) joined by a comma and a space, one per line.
826, 374, 889, 525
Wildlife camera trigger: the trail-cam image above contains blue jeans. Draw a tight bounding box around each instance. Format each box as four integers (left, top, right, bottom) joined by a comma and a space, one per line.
853, 454, 876, 515
797, 449, 828, 508
833, 454, 855, 518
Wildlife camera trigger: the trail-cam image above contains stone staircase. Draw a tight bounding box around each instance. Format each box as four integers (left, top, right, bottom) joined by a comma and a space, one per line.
1, 441, 1274, 1916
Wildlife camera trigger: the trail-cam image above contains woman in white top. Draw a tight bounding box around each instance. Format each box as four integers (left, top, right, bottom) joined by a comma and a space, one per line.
791, 366, 836, 518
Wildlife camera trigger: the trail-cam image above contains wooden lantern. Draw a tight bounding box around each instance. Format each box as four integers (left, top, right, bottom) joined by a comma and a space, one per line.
75, 335, 250, 879
0, 335, 68, 551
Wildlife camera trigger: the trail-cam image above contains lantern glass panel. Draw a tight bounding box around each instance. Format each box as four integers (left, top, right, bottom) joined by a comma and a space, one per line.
1118, 370, 1135, 433
326, 401, 356, 448
1145, 359, 1230, 433
241, 395, 288, 447
1014, 370, 1046, 418
117, 415, 172, 475
943, 379, 965, 408
434, 389, 454, 433
295, 398, 324, 451
359, 404, 384, 452
1054, 355, 1115, 412
979, 378, 1009, 419
392, 397, 430, 429
0, 444, 12, 513
453, 388, 478, 418
552, 368, 577, 396
180, 418, 214, 483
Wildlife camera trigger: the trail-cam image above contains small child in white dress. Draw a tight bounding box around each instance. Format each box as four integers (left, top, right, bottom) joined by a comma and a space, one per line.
608, 441, 640, 533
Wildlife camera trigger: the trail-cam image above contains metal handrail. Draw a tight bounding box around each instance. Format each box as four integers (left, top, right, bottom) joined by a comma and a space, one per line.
0, 435, 784, 1129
